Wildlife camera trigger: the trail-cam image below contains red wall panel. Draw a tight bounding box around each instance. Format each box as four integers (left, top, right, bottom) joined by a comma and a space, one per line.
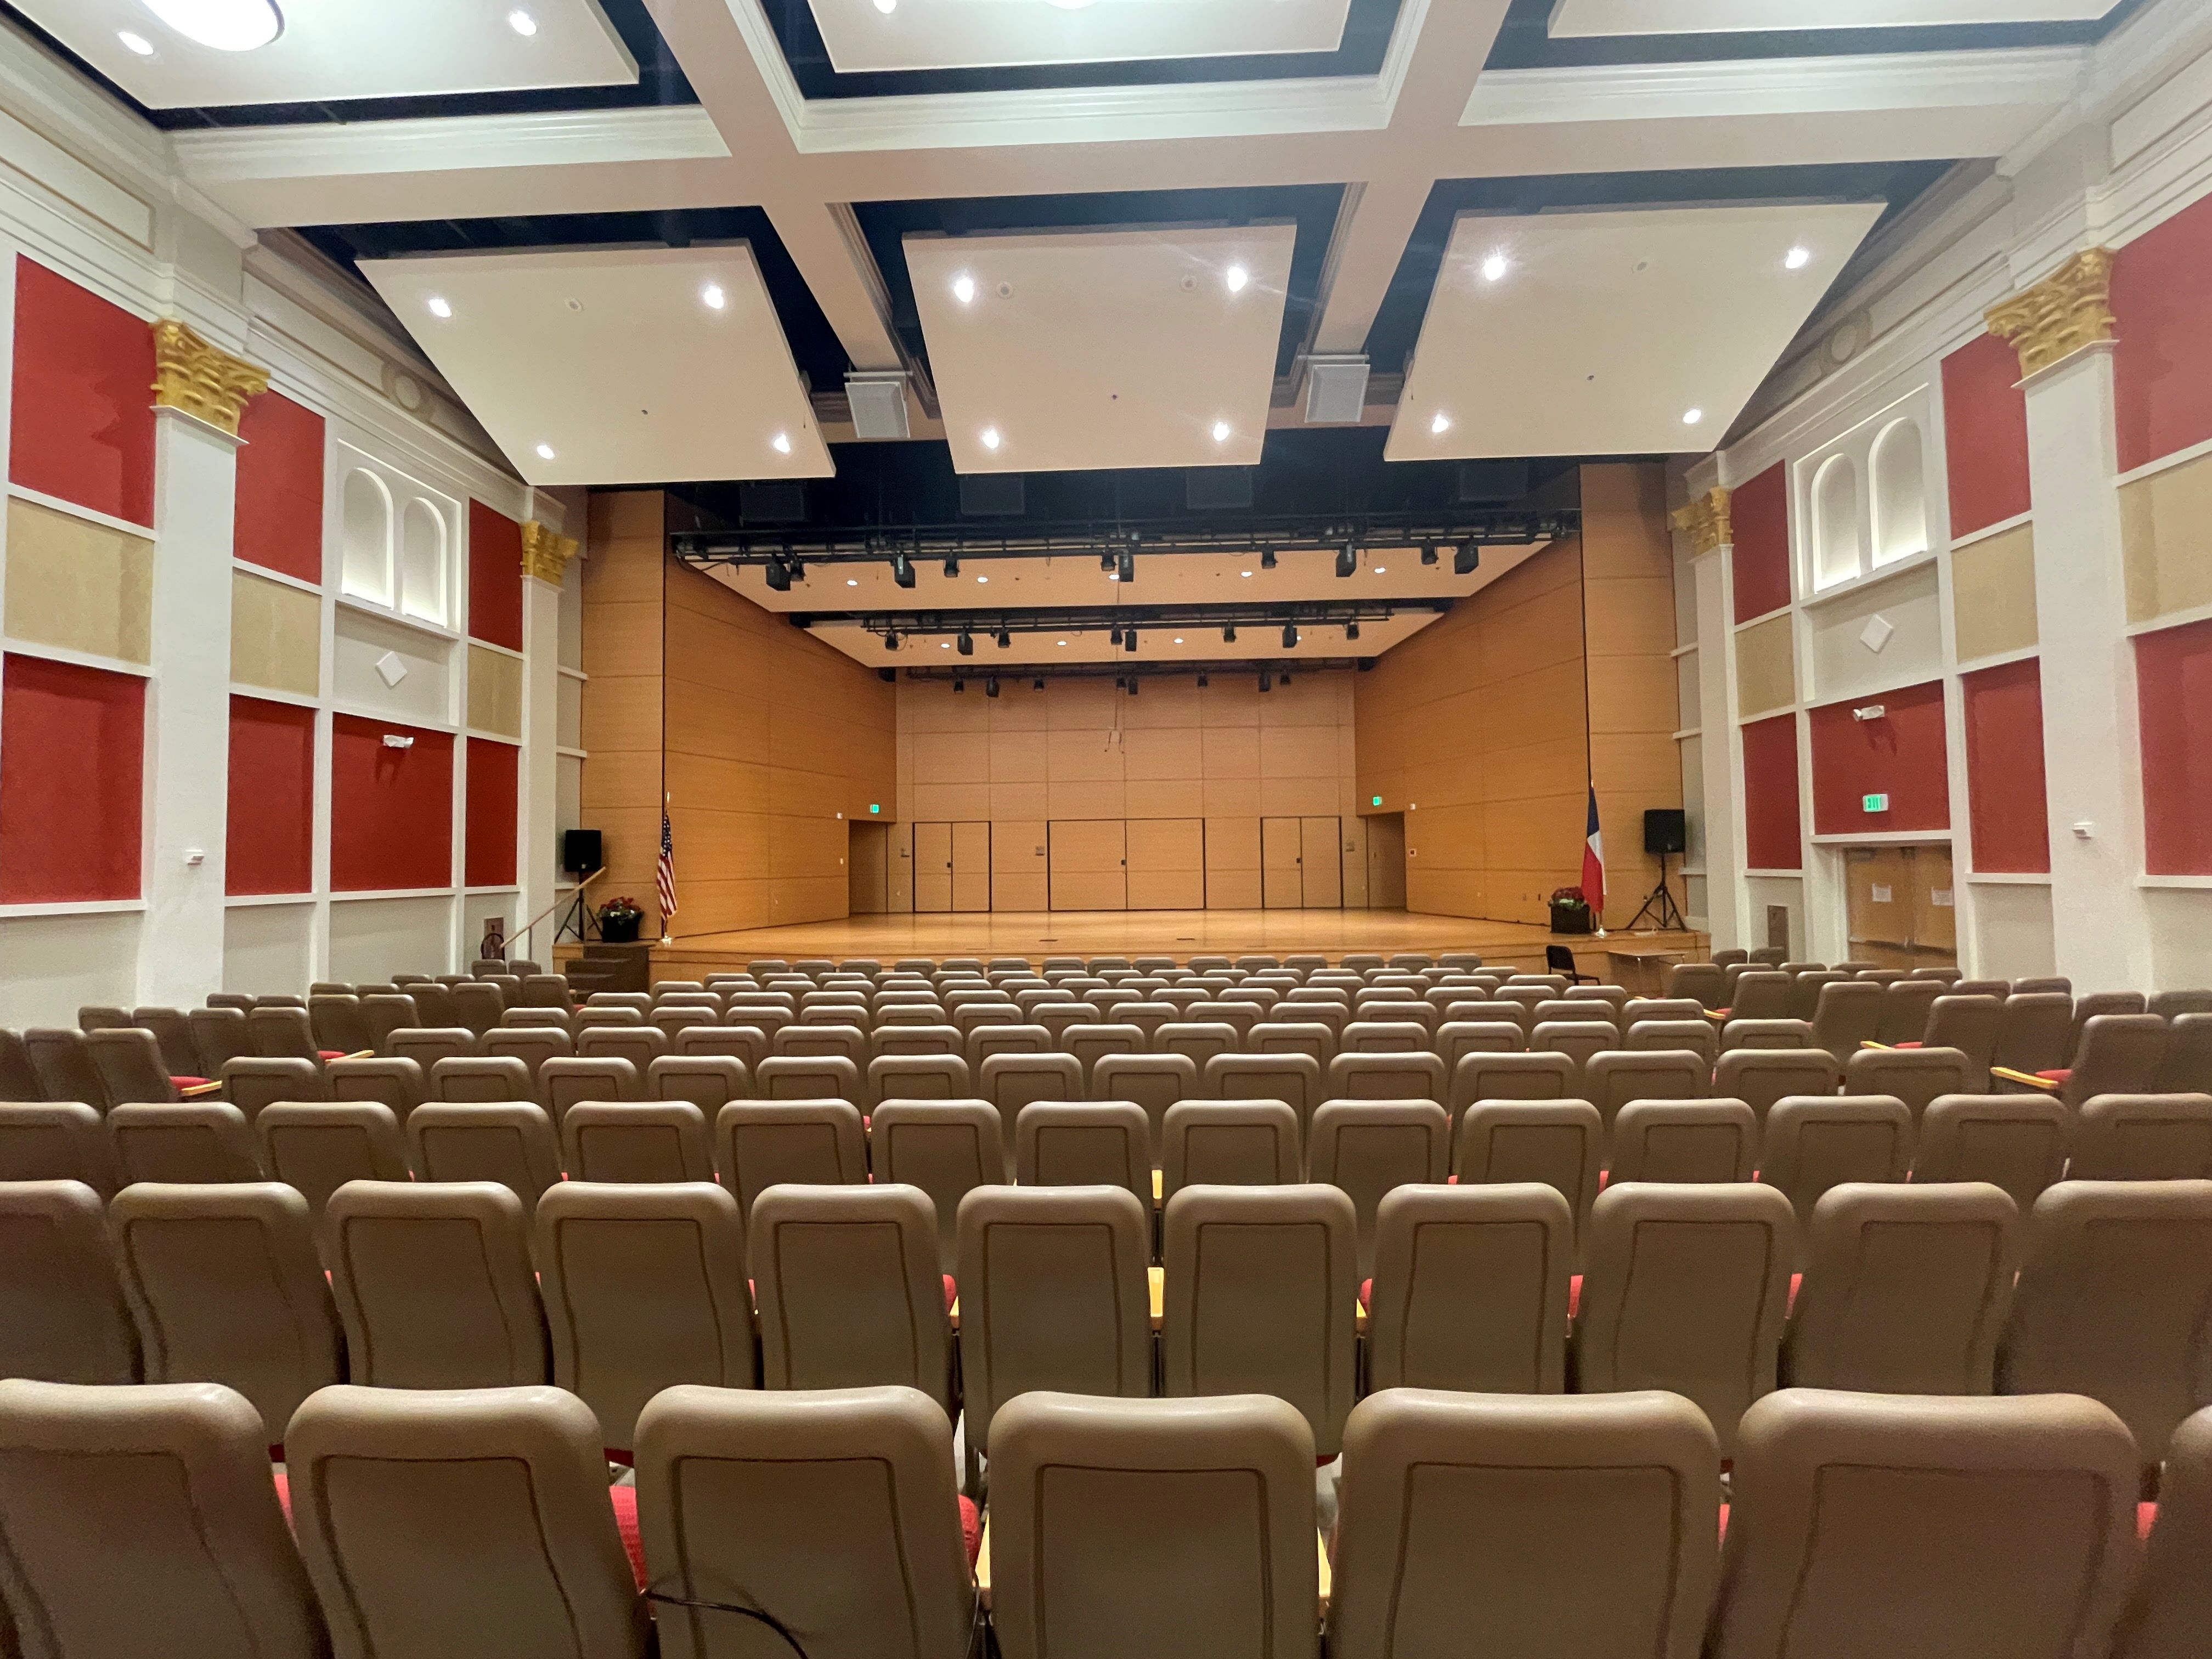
2114, 191, 2212, 473
468, 501, 524, 651
465, 738, 519, 889
0, 653, 144, 902
234, 391, 325, 584
9, 257, 156, 526
1808, 679, 1951, 836
227, 696, 317, 896
2137, 616, 2212, 876
1942, 332, 2033, 538
1730, 464, 1791, 623
1741, 714, 1803, 871
1961, 659, 2050, 874
329, 714, 453, 891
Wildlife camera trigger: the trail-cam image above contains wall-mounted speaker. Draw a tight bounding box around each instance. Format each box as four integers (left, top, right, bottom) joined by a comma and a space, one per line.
1643, 809, 1688, 856
561, 829, 603, 877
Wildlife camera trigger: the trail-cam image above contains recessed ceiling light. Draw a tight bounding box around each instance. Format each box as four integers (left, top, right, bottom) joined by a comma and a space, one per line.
952, 274, 977, 305
771, 432, 792, 455
1174, 637, 1184, 645
976, 575, 989, 584
702, 282, 726, 311
118, 30, 155, 54
1480, 252, 1508, 283
426, 296, 452, 319
1431, 411, 1451, 436
874, 0, 897, 11
506, 9, 537, 36
1683, 409, 1704, 425
142, 0, 283, 51
846, 578, 859, 587
1058, 639, 1068, 646
940, 642, 951, 649
1240, 569, 1252, 578
534, 443, 556, 461
1226, 265, 1249, 293
980, 427, 1001, 451
1374, 566, 1386, 575
1785, 246, 1812, 270
1211, 420, 1231, 443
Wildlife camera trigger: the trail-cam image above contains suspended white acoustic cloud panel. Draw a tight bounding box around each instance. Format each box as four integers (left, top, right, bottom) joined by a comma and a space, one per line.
1387, 201, 1883, 461
360, 245, 831, 487
808, 0, 1353, 74
1548, 0, 2117, 35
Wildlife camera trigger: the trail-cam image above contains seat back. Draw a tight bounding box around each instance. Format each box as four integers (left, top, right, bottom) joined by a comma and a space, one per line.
1624, 1020, 1719, 1068
108, 1102, 262, 1184
1014, 1102, 1150, 1207
109, 1182, 341, 1443
256, 1103, 408, 1237
1666, 963, 1726, 1009
2154, 1013, 2212, 1094
2115, 1406, 2212, 1659
1709, 1390, 2139, 1659
1327, 1052, 1447, 1104
1089, 1054, 1195, 1157
956, 1184, 1152, 1452
986, 1392, 1318, 1659
1201, 1054, 1321, 1133
1449, 1051, 1576, 1111
633, 1384, 975, 1659
286, 1383, 647, 1659
1161, 1101, 1300, 1198
871, 1100, 1006, 1277
712, 1100, 867, 1224
1161, 1183, 1358, 1455
540, 1057, 644, 1128
0, 1180, 139, 1383
1876, 977, 1946, 1045
87, 1028, 180, 1105
1842, 1045, 1972, 1123
1997, 1178, 2212, 1463
1922, 993, 2005, 1077
749, 1183, 952, 1410
1713, 1048, 1840, 1127
1582, 1050, 1710, 1131
1758, 1095, 1914, 1240
0, 1378, 326, 1657
1784, 1181, 2021, 1393
561, 1102, 713, 1183
1610, 1099, 1759, 1183
867, 1053, 972, 1107
324, 1056, 425, 1124
0, 1101, 117, 1194
1328, 1389, 1719, 1659
187, 1007, 255, 1077
532, 1181, 755, 1452
428, 1054, 534, 1104
23, 1028, 109, 1111
405, 1102, 560, 1215
1306, 1101, 1450, 1282
1809, 981, 1885, 1063
1573, 1181, 1797, 1453
1366, 1183, 1572, 1393
1912, 1093, 2073, 1209
2062, 1015, 2176, 1106
325, 1180, 548, 1387
388, 1026, 477, 1075
2070, 1092, 2212, 1180
359, 995, 421, 1055
1991, 990, 2076, 1074
642, 1054, 746, 1115
1455, 1101, 1604, 1247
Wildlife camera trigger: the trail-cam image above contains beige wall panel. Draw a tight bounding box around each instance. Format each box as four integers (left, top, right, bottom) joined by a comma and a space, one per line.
580, 674, 663, 755
914, 822, 953, 912
1585, 654, 1679, 738
1955, 523, 2042, 661
1407, 804, 1484, 871
1125, 780, 1207, 818
770, 814, 848, 880
988, 729, 1050, 782
994, 821, 1049, 872
2123, 453, 2212, 623
913, 731, 992, 785
1206, 869, 1263, 907
1259, 725, 1338, 779
5, 497, 151, 663
1048, 780, 1127, 819
1590, 733, 1685, 798
1200, 726, 1261, 777
1482, 738, 1585, 805
990, 782, 1051, 821
662, 697, 759, 764
466, 645, 524, 739
1257, 776, 1341, 817
1128, 870, 1206, 909
1126, 819, 1204, 870
1122, 680, 1204, 728
909, 785, 973, 823
907, 687, 990, 733
774, 879, 848, 924
1051, 872, 1127, 911
1122, 726, 1204, 780
995, 873, 1049, 910
1047, 681, 1121, 730
951, 822, 992, 912
1046, 728, 1127, 783
675, 807, 771, 871
1051, 820, 1127, 871
589, 599, 669, 679
1198, 684, 1264, 727
229, 569, 320, 697
1205, 817, 1261, 871
1735, 613, 1796, 718
665, 753, 769, 812
985, 692, 1051, 732
582, 750, 663, 814
1204, 777, 1263, 817
1257, 676, 1341, 726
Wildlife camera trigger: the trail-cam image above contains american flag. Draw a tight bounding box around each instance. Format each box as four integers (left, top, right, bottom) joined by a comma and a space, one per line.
656, 798, 678, 943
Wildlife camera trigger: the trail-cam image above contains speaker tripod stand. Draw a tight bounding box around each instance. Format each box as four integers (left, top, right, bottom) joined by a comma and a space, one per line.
551, 881, 599, 946
1628, 851, 1686, 931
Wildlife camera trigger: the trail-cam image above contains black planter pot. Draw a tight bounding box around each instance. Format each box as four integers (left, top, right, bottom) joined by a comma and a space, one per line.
599, 915, 643, 944
1549, 902, 1594, 935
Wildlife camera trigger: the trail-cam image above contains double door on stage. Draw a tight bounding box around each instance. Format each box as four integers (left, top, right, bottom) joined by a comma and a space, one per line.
1046, 816, 1343, 912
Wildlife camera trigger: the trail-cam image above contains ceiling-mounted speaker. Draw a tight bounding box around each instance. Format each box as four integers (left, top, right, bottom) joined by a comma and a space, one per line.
845, 370, 911, 440
740, 481, 807, 524
1456, 459, 1531, 503
959, 474, 1025, 517
1186, 468, 1254, 511
1304, 355, 1370, 425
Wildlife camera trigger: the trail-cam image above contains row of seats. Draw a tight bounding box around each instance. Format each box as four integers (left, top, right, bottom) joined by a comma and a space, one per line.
0, 1376, 2204, 1658
8, 1171, 2208, 1469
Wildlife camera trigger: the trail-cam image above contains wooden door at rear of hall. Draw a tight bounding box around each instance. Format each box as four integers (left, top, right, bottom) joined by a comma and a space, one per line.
1261, 816, 1344, 909
913, 821, 991, 913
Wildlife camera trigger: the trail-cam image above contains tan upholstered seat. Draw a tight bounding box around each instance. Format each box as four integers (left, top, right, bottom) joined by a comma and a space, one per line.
1809, 981, 1884, 1063
987, 1391, 1318, 1659
749, 1182, 952, 1409
1782, 1181, 2021, 1393
0, 1180, 139, 1382
1088, 1054, 1195, 1156
1366, 1183, 1572, 1392
109, 1182, 341, 1443
1991, 990, 2076, 1077
108, 1102, 262, 1184
533, 1181, 755, 1452
427, 1054, 535, 1104
634, 1384, 975, 1659
0, 1102, 118, 1194
1161, 1183, 1358, 1456
1436, 1021, 1528, 1071
1201, 1053, 1322, 1131
325, 1055, 426, 1125
956, 1184, 1152, 1455
1531, 1020, 1618, 1092
1015, 1102, 1150, 1207
1757, 1094, 1913, 1246
1455, 1101, 1604, 1247
1918, 992, 2005, 1077
188, 1006, 255, 1078
1997, 1178, 2212, 1463
405, 1102, 560, 1215
24, 1028, 109, 1111
643, 1054, 746, 1115
1582, 1049, 1709, 1131
1327, 1052, 1447, 1104
1328, 1389, 1719, 1659
1913, 1093, 2073, 1209
1307, 1100, 1450, 1282
286, 1384, 648, 1659
1161, 1101, 1301, 1197
388, 1026, 477, 1075
325, 1180, 548, 1387
1573, 1181, 1796, 1453
1843, 1045, 1971, 1123
871, 1099, 1007, 1277
868, 1053, 972, 1105
2070, 1092, 2212, 1181
560, 1101, 713, 1182
752, 1054, 860, 1102
1609, 1099, 1759, 1183
2115, 1405, 2212, 1658
86, 1028, 189, 1107
1709, 1389, 2139, 1659
256, 1102, 408, 1243
539, 1056, 644, 1127
1448, 1051, 1576, 1112
712, 1100, 867, 1225
0, 1379, 326, 1656
1713, 1048, 1840, 1127
1719, 1018, 1813, 1053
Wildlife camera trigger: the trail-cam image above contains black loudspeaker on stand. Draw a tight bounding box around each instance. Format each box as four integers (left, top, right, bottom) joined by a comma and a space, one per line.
1630, 809, 1687, 931
554, 830, 604, 945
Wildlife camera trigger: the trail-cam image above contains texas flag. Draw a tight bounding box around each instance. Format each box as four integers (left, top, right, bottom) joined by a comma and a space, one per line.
1581, 785, 1606, 926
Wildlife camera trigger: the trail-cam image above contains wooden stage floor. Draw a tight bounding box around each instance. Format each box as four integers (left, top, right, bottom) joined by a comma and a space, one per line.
630, 910, 1706, 977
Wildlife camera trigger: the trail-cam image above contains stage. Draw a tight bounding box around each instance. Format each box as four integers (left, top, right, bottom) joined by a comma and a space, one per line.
558, 910, 1707, 982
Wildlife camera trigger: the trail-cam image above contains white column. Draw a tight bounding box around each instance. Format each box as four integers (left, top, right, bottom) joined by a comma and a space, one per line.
1692, 546, 1748, 951
517, 522, 578, 958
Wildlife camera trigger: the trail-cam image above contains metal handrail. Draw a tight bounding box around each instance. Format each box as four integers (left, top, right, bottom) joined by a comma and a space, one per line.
520, 867, 605, 960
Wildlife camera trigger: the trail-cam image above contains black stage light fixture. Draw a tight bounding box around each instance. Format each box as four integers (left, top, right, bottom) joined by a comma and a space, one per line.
1335, 541, 1357, 578
787, 559, 805, 582
1282, 623, 1299, 648
1259, 673, 1273, 693
1032, 678, 1045, 691
1454, 540, 1481, 576
1125, 628, 1139, 653
1100, 552, 1116, 572
1117, 548, 1136, 583
957, 630, 974, 656
1260, 548, 1278, 569
953, 679, 966, 693
883, 630, 900, 651
996, 629, 1012, 649
1280, 670, 1294, 686
763, 558, 792, 592
1110, 625, 1124, 647
891, 552, 915, 588
1197, 673, 1209, 689
1420, 541, 1439, 566
1346, 620, 1361, 641
985, 676, 1001, 698
1127, 677, 1139, 696
1223, 625, 1237, 643
1114, 677, 1125, 692
944, 557, 960, 577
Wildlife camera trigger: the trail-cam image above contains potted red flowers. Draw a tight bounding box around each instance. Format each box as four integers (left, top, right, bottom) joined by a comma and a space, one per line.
596, 896, 645, 944
1548, 885, 1594, 935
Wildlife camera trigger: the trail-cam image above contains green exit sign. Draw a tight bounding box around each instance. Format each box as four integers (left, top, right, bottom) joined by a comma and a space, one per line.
868, 804, 881, 815
1371, 795, 1383, 808
1863, 792, 1889, 812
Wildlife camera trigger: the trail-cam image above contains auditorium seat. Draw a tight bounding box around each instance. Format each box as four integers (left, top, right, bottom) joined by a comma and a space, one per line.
1843, 1046, 1973, 1125
1161, 1183, 1357, 1458
956, 1184, 1152, 1463
1200, 1053, 1322, 1135
1997, 1179, 2212, 1464
1712, 1048, 1839, 1129
986, 1391, 1317, 1659
1250, 1020, 1335, 1066
1161, 1101, 1301, 1195
0, 1380, 328, 1656
749, 1183, 954, 1411
1912, 1093, 2073, 1209
669, 1024, 764, 1070
1015, 1102, 1151, 1208
1808, 981, 1884, 1064
539, 1056, 644, 1129
1990, 991, 2076, 1078
109, 1182, 341, 1444
1435, 1020, 1526, 1070
1328, 1389, 1718, 1659
88, 1027, 196, 1106
1090, 1054, 1195, 1155
1456, 1099, 1605, 1246
1718, 1018, 1813, 1052
388, 1026, 477, 1074
2115, 1405, 2212, 1658
0, 1180, 140, 1382
358, 995, 421, 1056
642, 1053, 745, 1115
1307, 1100, 1450, 1282
1610, 1098, 1760, 1183
871, 1100, 1007, 1277
1781, 1181, 2021, 1393
324, 1055, 426, 1124
1916, 992, 2005, 1077
1876, 977, 1947, 1046
256, 1102, 408, 1244
286, 1384, 649, 1658
0, 1102, 116, 1193
427, 1054, 534, 1104
2154, 1013, 2212, 1094
775, 1022, 866, 1067
520, 974, 572, 1009
450, 981, 504, 1037
1365, 1183, 1572, 1392
1758, 1096, 1914, 1245
1573, 1181, 1796, 1453
325, 1180, 549, 1388
406, 1102, 560, 1215
188, 1006, 255, 1078
754, 1053, 861, 1103
1449, 1051, 1576, 1111
713, 1099, 867, 1223
1666, 963, 1726, 1008
2069, 1092, 2212, 1181
108, 1102, 263, 1184
1708, 1390, 2138, 1659
1625, 1019, 1719, 1070
1583, 1050, 1711, 1131
532, 1182, 755, 1452
561, 1102, 713, 1183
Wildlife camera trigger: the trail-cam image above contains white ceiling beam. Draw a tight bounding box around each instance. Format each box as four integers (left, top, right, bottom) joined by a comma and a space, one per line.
765, 196, 905, 373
